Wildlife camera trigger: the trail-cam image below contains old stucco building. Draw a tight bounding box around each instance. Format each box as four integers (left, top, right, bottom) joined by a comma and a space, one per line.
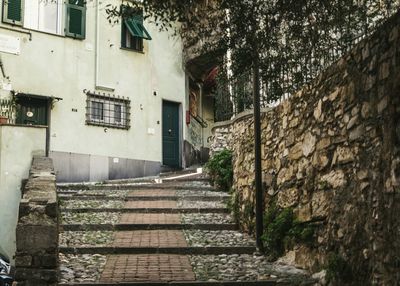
0, 0, 214, 261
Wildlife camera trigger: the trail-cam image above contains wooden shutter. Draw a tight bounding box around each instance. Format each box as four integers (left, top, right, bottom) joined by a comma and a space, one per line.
65, 1, 86, 39
3, 0, 23, 25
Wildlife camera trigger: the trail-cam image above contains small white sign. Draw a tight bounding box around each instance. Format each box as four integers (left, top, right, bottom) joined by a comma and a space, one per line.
147, 128, 155, 135
113, 157, 119, 163
0, 34, 20, 55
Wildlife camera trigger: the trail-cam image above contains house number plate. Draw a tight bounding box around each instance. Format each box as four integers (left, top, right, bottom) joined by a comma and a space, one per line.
26, 111, 34, 117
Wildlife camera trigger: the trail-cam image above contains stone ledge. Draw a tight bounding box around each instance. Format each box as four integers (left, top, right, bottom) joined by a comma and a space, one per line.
15, 156, 59, 286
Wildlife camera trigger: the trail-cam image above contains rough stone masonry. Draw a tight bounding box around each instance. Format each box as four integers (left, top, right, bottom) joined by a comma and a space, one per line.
14, 157, 59, 286
210, 10, 400, 285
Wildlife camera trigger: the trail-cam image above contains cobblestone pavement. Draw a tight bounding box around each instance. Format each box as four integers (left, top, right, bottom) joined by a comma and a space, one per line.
58, 172, 312, 284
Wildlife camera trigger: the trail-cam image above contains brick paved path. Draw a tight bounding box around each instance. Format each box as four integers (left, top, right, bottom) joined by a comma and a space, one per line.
99, 191, 196, 283
58, 171, 311, 285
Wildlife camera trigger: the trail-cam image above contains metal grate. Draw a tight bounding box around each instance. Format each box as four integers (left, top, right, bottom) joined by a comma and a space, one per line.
85, 92, 131, 129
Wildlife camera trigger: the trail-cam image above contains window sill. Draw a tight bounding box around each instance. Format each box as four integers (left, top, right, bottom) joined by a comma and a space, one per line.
120, 47, 145, 54
0, 22, 85, 41
86, 121, 130, 130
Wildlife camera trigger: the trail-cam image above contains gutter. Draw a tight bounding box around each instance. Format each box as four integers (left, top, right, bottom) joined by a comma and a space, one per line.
94, 0, 114, 92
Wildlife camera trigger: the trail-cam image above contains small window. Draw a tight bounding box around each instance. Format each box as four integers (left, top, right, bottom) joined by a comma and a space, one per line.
91, 101, 104, 121
86, 93, 130, 129
2, 0, 23, 25
2, 0, 86, 38
65, 0, 86, 39
121, 9, 152, 52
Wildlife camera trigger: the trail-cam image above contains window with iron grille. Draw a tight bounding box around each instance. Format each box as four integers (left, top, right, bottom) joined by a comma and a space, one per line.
86, 93, 130, 129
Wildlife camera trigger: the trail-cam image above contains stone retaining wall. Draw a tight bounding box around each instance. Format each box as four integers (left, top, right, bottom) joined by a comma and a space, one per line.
14, 157, 59, 286
210, 11, 400, 285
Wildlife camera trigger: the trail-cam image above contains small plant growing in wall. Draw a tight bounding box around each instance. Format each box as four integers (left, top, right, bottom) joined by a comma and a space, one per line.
261, 200, 316, 260
205, 149, 233, 192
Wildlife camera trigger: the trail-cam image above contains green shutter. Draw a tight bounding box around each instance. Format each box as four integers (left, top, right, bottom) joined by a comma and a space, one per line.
65, 3, 86, 39
3, 0, 22, 25
124, 16, 152, 40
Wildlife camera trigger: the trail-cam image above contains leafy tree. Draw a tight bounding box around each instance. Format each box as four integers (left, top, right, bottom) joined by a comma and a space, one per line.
106, 0, 400, 103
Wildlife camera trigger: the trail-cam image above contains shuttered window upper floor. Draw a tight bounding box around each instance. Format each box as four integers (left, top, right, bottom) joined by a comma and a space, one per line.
2, 0, 86, 39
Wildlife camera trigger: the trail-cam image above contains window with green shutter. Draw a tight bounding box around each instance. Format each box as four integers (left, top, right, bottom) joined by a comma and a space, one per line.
121, 7, 152, 52
2, 0, 23, 25
65, 0, 86, 39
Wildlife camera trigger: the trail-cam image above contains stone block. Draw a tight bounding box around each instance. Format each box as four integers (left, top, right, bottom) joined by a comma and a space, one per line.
294, 203, 312, 222
311, 191, 332, 219
277, 188, 299, 208
302, 133, 316, 157
377, 96, 388, 114
289, 143, 303, 160
320, 170, 346, 188
15, 268, 58, 283
16, 225, 58, 252
15, 255, 32, 267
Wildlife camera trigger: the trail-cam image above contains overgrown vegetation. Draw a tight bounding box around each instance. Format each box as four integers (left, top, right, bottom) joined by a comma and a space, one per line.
326, 253, 353, 283
205, 149, 233, 192
261, 202, 316, 260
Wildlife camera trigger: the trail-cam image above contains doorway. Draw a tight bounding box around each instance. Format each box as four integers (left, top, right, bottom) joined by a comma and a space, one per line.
162, 100, 180, 168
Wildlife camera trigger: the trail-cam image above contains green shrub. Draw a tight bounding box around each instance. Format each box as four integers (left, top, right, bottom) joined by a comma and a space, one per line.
262, 206, 294, 259
262, 202, 316, 260
205, 149, 233, 192
326, 253, 353, 283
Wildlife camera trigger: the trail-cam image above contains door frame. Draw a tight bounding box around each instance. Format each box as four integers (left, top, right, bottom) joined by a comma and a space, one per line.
161, 99, 182, 168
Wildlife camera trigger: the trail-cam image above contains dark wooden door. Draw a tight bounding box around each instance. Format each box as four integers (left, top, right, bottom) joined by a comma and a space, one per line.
16, 97, 48, 126
162, 101, 180, 167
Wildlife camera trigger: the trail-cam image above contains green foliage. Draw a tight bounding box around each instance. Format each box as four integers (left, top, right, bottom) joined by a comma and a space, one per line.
262, 202, 316, 260
262, 206, 294, 259
326, 253, 353, 283
205, 149, 233, 192
227, 188, 240, 224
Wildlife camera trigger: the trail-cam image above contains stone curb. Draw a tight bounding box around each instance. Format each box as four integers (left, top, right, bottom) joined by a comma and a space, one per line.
59, 246, 257, 255
57, 184, 215, 191
58, 281, 280, 286
58, 196, 229, 202
60, 208, 229, 214
61, 224, 238, 231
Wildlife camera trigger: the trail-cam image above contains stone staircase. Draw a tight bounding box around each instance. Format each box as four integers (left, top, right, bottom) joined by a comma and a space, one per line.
56, 171, 312, 285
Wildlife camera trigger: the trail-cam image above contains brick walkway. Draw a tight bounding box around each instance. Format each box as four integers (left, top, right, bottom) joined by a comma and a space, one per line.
119, 213, 181, 224
124, 200, 177, 209
129, 190, 177, 197
100, 254, 195, 282
101, 191, 195, 282
112, 230, 188, 247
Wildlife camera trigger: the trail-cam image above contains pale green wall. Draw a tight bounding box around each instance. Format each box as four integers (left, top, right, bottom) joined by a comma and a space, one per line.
0, 125, 46, 262
0, 0, 187, 164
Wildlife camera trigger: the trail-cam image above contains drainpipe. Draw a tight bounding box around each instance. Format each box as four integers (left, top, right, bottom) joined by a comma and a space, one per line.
94, 0, 114, 92
253, 44, 263, 251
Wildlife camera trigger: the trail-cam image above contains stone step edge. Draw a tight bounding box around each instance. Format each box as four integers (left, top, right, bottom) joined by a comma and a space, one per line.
61, 224, 238, 231
57, 185, 215, 191
59, 246, 257, 255
58, 196, 229, 202
60, 208, 229, 214
58, 280, 281, 286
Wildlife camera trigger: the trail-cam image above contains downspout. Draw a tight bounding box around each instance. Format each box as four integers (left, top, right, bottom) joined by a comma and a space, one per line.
94, 0, 114, 92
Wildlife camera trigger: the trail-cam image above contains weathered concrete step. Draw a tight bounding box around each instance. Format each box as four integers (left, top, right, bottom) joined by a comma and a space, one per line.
62, 224, 238, 231
59, 246, 257, 255
57, 184, 214, 191
60, 208, 229, 213
58, 195, 229, 202
58, 280, 306, 286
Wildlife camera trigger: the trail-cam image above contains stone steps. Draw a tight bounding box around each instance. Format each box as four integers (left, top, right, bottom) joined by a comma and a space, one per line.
58, 195, 228, 201
61, 224, 239, 231
59, 246, 257, 255
58, 175, 311, 284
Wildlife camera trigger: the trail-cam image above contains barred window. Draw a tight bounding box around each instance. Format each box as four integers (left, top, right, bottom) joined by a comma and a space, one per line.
86, 93, 130, 129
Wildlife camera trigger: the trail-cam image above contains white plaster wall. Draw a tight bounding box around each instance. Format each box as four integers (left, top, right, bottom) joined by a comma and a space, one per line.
0, 0, 187, 163
0, 125, 46, 262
